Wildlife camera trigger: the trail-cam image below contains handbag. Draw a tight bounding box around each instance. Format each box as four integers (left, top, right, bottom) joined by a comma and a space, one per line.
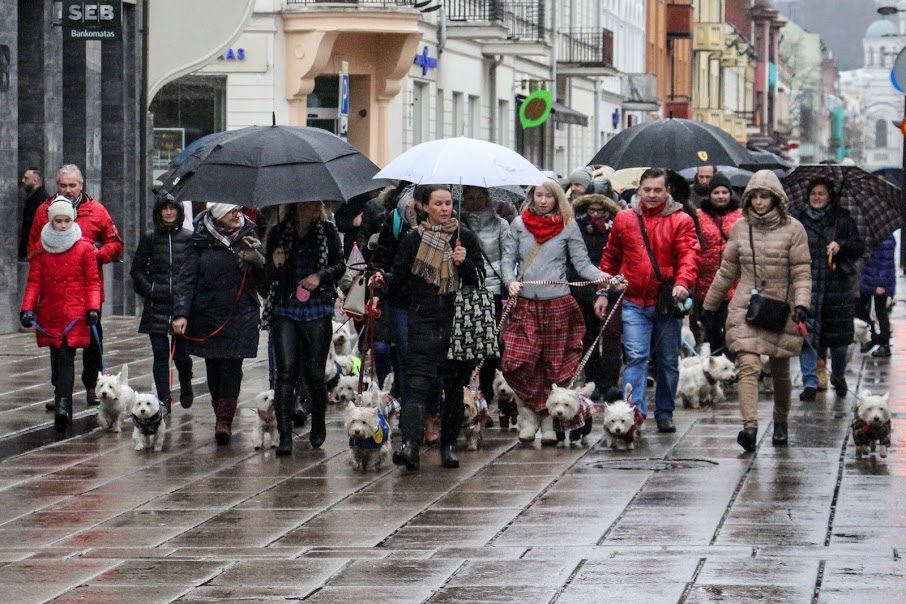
342, 272, 368, 319
636, 213, 679, 317
744, 222, 790, 332
448, 270, 500, 361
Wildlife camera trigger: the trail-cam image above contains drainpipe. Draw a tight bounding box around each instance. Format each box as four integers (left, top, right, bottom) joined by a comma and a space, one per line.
593, 2, 602, 153
489, 55, 503, 143
548, 1, 558, 169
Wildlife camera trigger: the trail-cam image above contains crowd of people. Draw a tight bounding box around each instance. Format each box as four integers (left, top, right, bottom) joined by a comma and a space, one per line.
17, 161, 896, 460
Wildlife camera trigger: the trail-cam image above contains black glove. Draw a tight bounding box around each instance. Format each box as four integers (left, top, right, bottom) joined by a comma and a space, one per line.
86, 310, 100, 326
19, 311, 34, 328
793, 306, 808, 323
699, 309, 715, 331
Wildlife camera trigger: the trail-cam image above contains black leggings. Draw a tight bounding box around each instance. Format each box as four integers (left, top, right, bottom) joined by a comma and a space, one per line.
205, 358, 243, 401
149, 333, 192, 401
50, 320, 102, 390
273, 314, 332, 417
53, 339, 77, 401
856, 293, 891, 345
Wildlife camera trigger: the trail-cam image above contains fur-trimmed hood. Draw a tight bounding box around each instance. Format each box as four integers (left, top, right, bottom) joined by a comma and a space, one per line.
572, 193, 621, 217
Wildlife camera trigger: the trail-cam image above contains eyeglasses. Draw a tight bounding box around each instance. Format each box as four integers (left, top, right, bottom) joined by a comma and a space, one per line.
586, 207, 607, 216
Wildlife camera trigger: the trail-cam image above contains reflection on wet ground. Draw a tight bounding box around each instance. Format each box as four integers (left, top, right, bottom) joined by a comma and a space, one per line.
0, 309, 904, 602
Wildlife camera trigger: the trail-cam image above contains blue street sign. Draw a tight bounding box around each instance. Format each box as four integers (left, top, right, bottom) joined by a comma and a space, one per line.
339, 72, 350, 117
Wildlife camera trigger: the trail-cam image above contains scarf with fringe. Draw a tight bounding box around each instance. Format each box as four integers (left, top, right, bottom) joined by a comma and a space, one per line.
411, 219, 459, 294
41, 222, 83, 254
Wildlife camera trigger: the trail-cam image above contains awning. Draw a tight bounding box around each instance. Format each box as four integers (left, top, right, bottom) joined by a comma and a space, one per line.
516, 95, 589, 127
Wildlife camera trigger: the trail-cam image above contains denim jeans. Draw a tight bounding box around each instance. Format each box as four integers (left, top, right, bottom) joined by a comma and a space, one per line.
621, 301, 681, 420
800, 343, 848, 388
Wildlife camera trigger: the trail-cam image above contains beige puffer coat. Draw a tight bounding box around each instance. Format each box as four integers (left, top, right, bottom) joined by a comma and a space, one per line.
703, 170, 812, 358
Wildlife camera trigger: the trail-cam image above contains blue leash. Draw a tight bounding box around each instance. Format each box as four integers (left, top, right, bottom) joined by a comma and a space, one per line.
33, 318, 80, 341
91, 323, 106, 373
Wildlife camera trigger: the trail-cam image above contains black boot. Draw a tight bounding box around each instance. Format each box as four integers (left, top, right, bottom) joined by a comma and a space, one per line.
275, 390, 294, 457
737, 427, 758, 452
772, 422, 788, 446
393, 441, 420, 470
309, 406, 326, 449
55, 397, 72, 433
45, 395, 58, 412
179, 379, 194, 409
440, 444, 459, 469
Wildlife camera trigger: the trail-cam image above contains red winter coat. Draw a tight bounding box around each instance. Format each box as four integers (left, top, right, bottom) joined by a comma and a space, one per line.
599, 198, 700, 308
22, 238, 102, 348
27, 194, 123, 302
694, 208, 743, 303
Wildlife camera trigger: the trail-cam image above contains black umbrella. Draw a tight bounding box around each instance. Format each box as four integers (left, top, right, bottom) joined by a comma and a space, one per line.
782, 164, 903, 253
173, 126, 386, 208
740, 149, 792, 172
588, 118, 756, 171
156, 128, 251, 196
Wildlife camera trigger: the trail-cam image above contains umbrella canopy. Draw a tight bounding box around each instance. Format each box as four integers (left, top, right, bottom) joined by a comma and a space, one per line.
782, 164, 904, 253
156, 128, 252, 195
678, 165, 754, 184
374, 137, 547, 187
588, 118, 756, 171
173, 126, 386, 208
740, 148, 792, 171
608, 167, 648, 193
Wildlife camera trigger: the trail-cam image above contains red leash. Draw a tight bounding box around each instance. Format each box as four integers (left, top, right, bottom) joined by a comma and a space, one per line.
180, 266, 250, 343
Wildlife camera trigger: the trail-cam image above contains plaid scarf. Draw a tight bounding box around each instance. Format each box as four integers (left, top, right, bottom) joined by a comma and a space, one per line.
260, 217, 329, 330
411, 219, 459, 294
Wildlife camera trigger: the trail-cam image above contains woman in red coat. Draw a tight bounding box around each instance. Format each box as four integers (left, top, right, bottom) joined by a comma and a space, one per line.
694, 173, 743, 357
20, 197, 101, 432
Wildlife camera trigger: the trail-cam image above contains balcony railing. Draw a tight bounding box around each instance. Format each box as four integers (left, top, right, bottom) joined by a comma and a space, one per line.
444, 0, 504, 22
558, 29, 613, 66
501, 1, 546, 42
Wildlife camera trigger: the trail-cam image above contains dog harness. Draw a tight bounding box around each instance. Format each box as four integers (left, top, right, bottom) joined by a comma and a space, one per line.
703, 368, 718, 385
851, 411, 891, 447
349, 409, 390, 449
553, 395, 599, 433
132, 408, 163, 436
464, 389, 491, 427
325, 362, 342, 392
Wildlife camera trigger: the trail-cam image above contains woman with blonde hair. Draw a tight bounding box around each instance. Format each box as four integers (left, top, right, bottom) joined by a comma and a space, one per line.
501, 179, 612, 445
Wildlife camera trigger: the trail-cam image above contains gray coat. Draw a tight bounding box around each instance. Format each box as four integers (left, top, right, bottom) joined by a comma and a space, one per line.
502, 216, 607, 300
461, 206, 508, 295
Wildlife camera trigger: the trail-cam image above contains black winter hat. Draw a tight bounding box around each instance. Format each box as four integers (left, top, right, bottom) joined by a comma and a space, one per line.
707, 172, 733, 194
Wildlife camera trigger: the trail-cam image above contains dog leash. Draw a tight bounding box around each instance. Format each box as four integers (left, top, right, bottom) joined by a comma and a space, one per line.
91, 323, 106, 373
32, 318, 80, 342
569, 288, 625, 389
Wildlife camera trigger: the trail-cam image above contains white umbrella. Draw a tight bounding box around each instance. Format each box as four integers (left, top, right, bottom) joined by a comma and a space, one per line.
375, 137, 547, 187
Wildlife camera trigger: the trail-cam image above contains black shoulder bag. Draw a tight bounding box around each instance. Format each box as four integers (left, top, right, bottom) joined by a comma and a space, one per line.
635, 212, 677, 317
744, 222, 790, 332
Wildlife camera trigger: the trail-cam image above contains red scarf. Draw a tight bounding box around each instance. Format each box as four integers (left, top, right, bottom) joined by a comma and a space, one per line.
521, 209, 564, 244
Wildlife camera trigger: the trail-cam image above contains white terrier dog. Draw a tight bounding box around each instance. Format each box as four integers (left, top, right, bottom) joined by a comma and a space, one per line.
851, 391, 891, 458
251, 389, 278, 450
492, 370, 519, 430
602, 384, 644, 450
545, 382, 597, 447
131, 393, 166, 452
345, 401, 391, 472
358, 374, 396, 419
331, 374, 361, 406
677, 345, 737, 409
462, 387, 490, 451
95, 364, 134, 433
332, 320, 359, 356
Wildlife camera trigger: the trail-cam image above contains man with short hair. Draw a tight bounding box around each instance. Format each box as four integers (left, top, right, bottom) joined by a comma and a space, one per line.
596, 168, 700, 432
28, 164, 123, 407
19, 168, 48, 260
567, 167, 594, 201
688, 165, 716, 208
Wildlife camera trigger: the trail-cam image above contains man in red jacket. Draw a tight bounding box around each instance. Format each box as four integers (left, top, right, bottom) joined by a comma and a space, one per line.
595, 167, 700, 432
28, 164, 123, 407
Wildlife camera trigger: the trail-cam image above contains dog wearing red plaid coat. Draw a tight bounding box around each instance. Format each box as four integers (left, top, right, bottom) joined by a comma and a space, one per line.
545, 382, 598, 447
602, 384, 645, 450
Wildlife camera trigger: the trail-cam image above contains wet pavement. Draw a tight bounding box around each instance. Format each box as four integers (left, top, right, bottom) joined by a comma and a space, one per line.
0, 302, 904, 603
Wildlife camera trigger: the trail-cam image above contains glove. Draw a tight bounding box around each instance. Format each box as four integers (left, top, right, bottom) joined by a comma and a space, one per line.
699, 309, 715, 331
241, 235, 262, 249
793, 306, 808, 323
19, 311, 34, 328
86, 310, 100, 326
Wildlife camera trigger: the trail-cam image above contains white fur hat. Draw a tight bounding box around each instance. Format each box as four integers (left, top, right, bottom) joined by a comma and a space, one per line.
207, 202, 242, 220
47, 195, 76, 221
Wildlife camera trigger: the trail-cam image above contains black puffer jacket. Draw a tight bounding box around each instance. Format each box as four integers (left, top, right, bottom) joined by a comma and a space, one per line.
173, 213, 264, 359
791, 203, 864, 348
131, 198, 193, 335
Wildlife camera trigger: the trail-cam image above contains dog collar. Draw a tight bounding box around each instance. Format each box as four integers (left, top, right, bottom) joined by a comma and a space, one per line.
703, 368, 718, 385
621, 406, 645, 444
132, 409, 163, 436
349, 409, 390, 449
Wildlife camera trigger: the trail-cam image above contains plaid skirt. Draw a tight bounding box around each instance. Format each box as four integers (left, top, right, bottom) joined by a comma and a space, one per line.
502, 295, 585, 413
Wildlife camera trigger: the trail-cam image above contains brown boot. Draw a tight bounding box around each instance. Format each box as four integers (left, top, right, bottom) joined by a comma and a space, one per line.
86, 389, 99, 407
214, 398, 238, 445
179, 379, 194, 409
424, 412, 440, 446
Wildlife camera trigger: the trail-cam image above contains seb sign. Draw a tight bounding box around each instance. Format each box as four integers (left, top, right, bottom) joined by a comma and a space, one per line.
63, 1, 123, 41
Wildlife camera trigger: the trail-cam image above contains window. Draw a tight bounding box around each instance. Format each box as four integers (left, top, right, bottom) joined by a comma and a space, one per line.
876, 119, 888, 148
412, 81, 428, 144
452, 92, 464, 136
468, 95, 480, 138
